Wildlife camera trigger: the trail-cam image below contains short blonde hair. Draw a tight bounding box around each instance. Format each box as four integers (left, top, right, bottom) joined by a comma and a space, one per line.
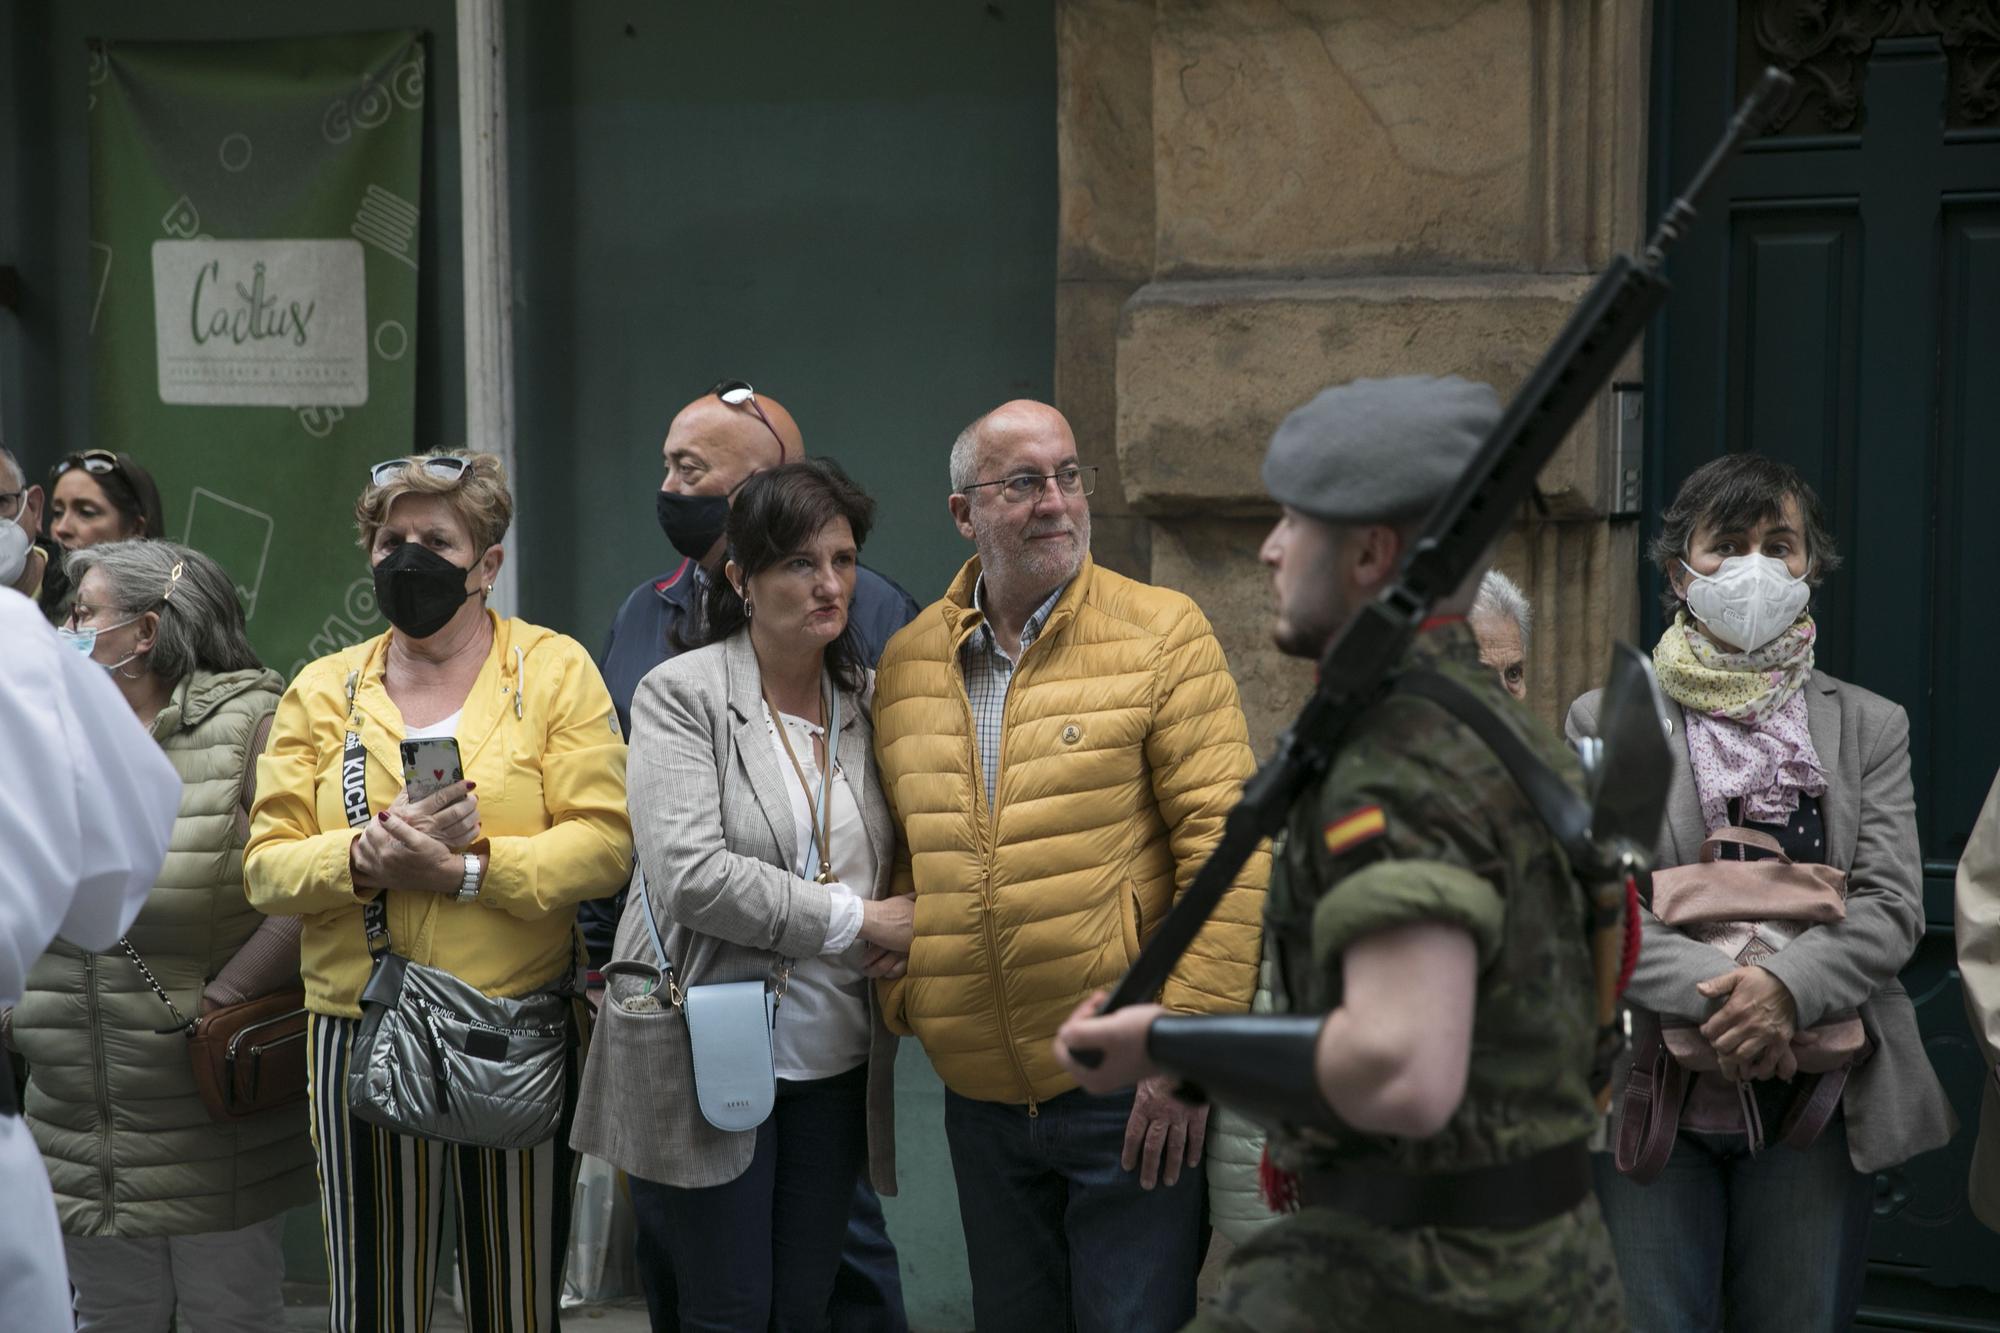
354, 450, 513, 554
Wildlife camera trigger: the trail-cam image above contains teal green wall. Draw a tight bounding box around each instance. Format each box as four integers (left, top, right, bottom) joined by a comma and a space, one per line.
1, 4, 1052, 1328
508, 1, 1056, 637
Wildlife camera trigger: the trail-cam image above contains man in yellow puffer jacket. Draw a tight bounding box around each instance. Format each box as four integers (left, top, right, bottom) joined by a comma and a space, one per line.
872, 400, 1266, 1333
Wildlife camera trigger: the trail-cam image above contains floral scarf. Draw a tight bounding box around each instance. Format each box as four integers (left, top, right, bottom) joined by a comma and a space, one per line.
1652, 612, 1828, 830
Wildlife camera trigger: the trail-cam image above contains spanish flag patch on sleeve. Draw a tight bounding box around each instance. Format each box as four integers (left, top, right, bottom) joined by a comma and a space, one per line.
1322, 804, 1387, 856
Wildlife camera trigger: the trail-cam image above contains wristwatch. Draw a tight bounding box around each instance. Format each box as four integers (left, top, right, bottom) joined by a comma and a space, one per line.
456, 853, 484, 903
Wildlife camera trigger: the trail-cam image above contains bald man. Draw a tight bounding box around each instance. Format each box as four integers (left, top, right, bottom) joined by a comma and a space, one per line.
588, 379, 917, 1333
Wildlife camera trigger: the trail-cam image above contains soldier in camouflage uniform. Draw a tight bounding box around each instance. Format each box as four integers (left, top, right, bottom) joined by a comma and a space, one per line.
1054, 375, 1624, 1331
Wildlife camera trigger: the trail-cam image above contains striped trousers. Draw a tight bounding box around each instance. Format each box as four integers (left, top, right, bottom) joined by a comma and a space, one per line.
307, 1013, 577, 1333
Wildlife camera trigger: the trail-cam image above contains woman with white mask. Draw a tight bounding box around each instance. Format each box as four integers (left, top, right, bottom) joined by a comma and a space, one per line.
1566, 454, 1952, 1332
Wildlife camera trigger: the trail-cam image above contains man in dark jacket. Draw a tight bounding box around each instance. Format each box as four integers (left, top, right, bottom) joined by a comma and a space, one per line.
588, 381, 918, 1333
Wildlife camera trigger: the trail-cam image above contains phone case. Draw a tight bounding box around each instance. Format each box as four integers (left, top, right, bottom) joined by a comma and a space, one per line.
400, 737, 464, 801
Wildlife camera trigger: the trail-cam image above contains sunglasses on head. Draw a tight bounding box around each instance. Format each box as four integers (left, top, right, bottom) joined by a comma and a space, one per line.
712, 379, 789, 461
53, 449, 122, 480
367, 455, 473, 488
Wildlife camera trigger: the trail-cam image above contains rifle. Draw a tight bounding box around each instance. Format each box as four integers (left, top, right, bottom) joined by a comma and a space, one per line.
1073, 67, 1793, 1048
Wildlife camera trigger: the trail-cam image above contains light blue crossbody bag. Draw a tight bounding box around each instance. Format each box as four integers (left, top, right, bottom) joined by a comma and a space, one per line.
637, 686, 838, 1132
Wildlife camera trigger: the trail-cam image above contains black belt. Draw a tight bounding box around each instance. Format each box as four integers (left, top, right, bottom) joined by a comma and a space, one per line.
1297, 1138, 1591, 1231
0, 1068, 17, 1118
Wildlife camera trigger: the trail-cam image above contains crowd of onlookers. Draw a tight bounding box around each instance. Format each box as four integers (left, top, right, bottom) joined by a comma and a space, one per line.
3, 380, 2000, 1333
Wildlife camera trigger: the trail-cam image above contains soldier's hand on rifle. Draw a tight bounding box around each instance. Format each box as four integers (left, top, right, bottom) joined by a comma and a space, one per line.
1053, 990, 1161, 1093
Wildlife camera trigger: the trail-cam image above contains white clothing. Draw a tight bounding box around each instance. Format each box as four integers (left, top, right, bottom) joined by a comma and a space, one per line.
403, 708, 462, 739
0, 589, 182, 1332
763, 704, 879, 1081
65, 1214, 287, 1333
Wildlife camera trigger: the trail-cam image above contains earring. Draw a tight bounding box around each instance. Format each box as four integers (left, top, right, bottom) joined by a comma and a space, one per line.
744, 598, 755, 620
484, 584, 493, 596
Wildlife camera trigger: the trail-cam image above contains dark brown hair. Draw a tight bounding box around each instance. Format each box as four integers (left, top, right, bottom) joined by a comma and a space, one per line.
51, 451, 167, 540
697, 459, 877, 693
1650, 453, 1842, 618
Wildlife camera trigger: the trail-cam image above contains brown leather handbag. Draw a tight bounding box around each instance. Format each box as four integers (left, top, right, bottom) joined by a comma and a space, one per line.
121, 940, 309, 1121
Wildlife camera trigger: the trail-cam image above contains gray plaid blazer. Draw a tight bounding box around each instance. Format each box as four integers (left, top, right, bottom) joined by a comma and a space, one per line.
1569, 669, 1954, 1174
570, 630, 899, 1191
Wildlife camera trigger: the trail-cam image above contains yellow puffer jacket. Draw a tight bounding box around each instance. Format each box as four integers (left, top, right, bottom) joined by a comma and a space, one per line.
873, 555, 1267, 1104
245, 613, 634, 1016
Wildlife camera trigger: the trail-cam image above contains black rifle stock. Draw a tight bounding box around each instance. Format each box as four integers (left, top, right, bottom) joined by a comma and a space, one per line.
1072, 67, 1793, 1055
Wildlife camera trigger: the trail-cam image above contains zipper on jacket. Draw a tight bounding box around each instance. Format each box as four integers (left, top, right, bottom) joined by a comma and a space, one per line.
956, 618, 1066, 1112
952, 648, 1037, 1110
83, 952, 116, 1231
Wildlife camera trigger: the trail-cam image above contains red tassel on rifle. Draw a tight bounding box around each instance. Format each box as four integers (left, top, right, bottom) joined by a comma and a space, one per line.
1258, 1143, 1301, 1214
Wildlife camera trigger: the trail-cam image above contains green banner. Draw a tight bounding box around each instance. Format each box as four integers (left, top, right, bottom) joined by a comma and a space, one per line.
88, 30, 424, 676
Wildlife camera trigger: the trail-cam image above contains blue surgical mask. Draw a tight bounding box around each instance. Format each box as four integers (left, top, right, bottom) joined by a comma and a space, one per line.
56, 613, 143, 671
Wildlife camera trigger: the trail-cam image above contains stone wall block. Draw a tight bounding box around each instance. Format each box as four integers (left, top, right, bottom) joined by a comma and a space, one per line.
1058, 0, 1158, 283
1148, 514, 1313, 755
1059, 279, 1153, 578
1492, 516, 1640, 732
1115, 274, 1611, 516
1151, 0, 1538, 277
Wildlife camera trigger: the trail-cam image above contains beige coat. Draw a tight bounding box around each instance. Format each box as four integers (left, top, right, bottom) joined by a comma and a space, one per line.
1954, 769, 2000, 1230
569, 631, 898, 1192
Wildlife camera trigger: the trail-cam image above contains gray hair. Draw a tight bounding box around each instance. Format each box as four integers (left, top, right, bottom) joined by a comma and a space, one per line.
949, 414, 986, 492
1471, 568, 1533, 646
0, 447, 22, 491
65, 540, 261, 681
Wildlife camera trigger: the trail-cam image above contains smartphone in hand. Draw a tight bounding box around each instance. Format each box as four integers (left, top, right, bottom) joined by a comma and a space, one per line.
400, 736, 465, 802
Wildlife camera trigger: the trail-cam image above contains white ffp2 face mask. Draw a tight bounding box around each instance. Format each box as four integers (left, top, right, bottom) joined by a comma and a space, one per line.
1680, 553, 1809, 652
0, 516, 29, 586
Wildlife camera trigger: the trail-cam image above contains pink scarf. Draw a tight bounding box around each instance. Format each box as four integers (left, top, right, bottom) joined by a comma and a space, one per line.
1654, 616, 1828, 831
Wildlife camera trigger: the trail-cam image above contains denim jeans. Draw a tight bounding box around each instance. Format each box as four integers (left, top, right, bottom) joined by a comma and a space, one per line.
634, 1174, 907, 1333
944, 1085, 1208, 1333
1591, 1114, 1876, 1332
631, 1065, 872, 1332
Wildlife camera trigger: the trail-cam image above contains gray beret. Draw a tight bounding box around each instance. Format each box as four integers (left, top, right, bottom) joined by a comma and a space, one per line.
1262, 374, 1501, 523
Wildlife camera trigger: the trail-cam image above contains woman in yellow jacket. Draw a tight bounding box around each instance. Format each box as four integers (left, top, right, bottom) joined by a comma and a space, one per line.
245, 452, 632, 1332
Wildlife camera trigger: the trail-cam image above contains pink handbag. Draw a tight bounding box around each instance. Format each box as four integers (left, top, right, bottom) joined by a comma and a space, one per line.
1613, 826, 1874, 1184
1649, 827, 1868, 1074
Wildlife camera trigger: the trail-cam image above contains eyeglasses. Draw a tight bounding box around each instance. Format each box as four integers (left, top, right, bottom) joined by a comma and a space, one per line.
53, 449, 121, 480
367, 455, 472, 487
712, 380, 789, 461
960, 465, 1098, 504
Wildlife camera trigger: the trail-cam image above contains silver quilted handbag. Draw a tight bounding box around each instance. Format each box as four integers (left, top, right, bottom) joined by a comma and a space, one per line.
339, 725, 572, 1149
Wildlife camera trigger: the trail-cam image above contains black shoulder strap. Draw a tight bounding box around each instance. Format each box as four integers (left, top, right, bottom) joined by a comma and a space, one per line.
342, 723, 390, 958
1392, 669, 1596, 875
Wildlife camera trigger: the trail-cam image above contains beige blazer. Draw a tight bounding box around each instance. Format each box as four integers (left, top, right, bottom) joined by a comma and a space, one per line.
1955, 770, 2000, 1230
570, 631, 899, 1191
1568, 669, 1954, 1174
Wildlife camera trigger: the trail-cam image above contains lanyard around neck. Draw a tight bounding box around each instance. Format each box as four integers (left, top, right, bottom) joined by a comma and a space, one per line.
766, 677, 839, 883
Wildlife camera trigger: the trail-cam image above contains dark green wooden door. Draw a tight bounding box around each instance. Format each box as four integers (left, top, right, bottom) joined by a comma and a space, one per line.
1650, 3, 2000, 1323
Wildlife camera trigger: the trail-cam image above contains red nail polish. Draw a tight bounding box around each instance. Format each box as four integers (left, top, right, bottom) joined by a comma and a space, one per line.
465, 781, 477, 791
377, 812, 387, 823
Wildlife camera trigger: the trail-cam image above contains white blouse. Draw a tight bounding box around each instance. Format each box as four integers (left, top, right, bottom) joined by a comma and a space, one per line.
764, 703, 879, 1081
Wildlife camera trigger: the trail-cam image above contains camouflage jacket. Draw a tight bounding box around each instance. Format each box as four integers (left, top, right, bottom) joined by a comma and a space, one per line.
1266, 619, 1599, 1174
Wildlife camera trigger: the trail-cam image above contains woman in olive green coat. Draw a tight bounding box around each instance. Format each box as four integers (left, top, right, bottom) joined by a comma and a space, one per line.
7, 542, 313, 1332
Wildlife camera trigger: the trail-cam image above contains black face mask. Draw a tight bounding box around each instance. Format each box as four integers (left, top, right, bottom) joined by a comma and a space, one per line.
373, 542, 476, 640
656, 489, 729, 562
